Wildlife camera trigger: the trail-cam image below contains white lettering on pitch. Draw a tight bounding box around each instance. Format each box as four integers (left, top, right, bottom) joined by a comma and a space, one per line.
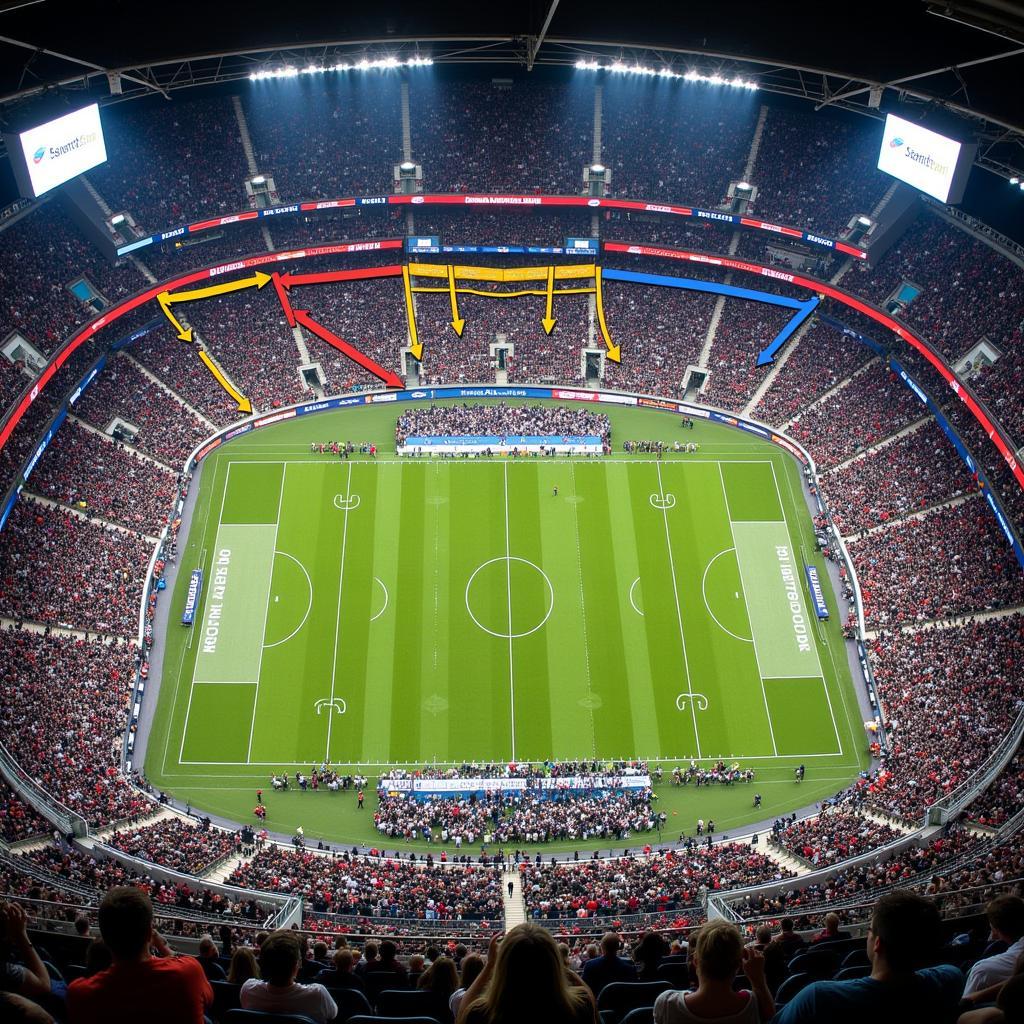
776, 546, 811, 653
202, 549, 231, 653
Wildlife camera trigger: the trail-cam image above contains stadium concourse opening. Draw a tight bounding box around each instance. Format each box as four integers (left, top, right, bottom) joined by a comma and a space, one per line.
145, 399, 867, 851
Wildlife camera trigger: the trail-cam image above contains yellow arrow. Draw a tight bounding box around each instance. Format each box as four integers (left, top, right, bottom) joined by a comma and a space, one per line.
447, 265, 465, 336
198, 349, 252, 414
156, 292, 193, 342
542, 265, 557, 334
594, 267, 621, 363
164, 271, 272, 305
402, 265, 423, 361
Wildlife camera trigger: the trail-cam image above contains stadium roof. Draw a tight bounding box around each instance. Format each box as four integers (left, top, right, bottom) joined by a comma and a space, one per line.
0, 0, 1022, 178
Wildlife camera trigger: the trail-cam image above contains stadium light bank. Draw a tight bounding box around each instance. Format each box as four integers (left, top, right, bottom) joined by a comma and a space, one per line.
250, 56, 433, 81
574, 59, 758, 89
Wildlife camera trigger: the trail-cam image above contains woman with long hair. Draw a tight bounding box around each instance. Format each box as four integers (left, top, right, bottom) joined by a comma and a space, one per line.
227, 947, 260, 985
457, 925, 596, 1024
418, 955, 459, 1023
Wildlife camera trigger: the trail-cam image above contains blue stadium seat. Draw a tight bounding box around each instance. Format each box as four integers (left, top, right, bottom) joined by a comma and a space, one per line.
621, 1009, 655, 1024
597, 980, 671, 1024
375, 988, 443, 1019
834, 964, 872, 981
774, 972, 814, 1006
324, 987, 373, 1021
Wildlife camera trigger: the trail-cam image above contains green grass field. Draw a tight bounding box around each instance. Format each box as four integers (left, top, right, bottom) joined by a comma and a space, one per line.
146, 402, 868, 849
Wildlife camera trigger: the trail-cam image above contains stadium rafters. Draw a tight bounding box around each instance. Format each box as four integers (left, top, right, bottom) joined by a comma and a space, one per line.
0, 11, 1022, 182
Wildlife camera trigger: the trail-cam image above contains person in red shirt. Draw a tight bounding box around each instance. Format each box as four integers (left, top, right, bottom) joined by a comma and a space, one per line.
67, 886, 213, 1024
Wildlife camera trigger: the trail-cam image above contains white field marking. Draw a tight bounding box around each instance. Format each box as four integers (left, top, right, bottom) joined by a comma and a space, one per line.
717, 462, 779, 757
325, 460, 354, 762
178, 461, 235, 767
227, 456, 779, 466
263, 550, 313, 649
246, 464, 287, 763
174, 749, 859, 768
333, 493, 361, 510
370, 577, 390, 622
628, 577, 644, 617
570, 461, 598, 758
655, 460, 702, 759
465, 557, 555, 639
195, 680, 261, 685
504, 461, 516, 762
701, 548, 753, 643
768, 458, 787, 521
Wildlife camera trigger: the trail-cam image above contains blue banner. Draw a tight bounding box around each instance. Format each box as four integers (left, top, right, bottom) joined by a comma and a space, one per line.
182, 569, 203, 626
805, 565, 829, 619
0, 487, 20, 533
68, 355, 107, 406
22, 409, 66, 482
111, 316, 164, 351
816, 314, 887, 355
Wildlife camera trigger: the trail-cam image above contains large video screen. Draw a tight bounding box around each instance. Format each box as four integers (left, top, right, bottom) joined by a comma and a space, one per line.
7, 104, 107, 198
877, 113, 973, 204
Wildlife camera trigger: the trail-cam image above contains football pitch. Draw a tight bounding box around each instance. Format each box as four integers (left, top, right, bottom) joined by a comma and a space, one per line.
147, 403, 867, 842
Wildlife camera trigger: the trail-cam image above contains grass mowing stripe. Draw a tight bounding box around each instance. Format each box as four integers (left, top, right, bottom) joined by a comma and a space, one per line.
574, 461, 636, 760
388, 463, 427, 761
359, 465, 403, 761
602, 462, 661, 759
509, 463, 556, 762
419, 462, 451, 763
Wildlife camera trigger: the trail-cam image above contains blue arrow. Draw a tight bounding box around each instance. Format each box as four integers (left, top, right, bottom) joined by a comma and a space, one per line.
756, 297, 820, 366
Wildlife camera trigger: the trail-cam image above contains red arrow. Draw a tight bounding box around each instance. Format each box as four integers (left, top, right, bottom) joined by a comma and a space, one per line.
271, 272, 296, 327
294, 309, 404, 388
279, 265, 403, 290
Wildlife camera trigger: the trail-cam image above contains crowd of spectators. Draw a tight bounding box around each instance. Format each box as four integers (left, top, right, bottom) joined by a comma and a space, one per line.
522, 843, 794, 922
72, 353, 211, 466
966, 751, 1024, 830
396, 403, 610, 444
0, 628, 147, 827
411, 79, 592, 195
374, 791, 658, 845
27, 420, 180, 534
848, 497, 1024, 628
88, 95, 250, 229
822, 420, 974, 536
0, 500, 153, 635
107, 818, 241, 876
866, 615, 1024, 822
769, 809, 903, 868
0, 780, 50, 843
245, 78, 401, 201
227, 847, 504, 923
380, 760, 649, 782
748, 106, 891, 234
410, 208, 595, 247
788, 360, 926, 470
752, 318, 875, 427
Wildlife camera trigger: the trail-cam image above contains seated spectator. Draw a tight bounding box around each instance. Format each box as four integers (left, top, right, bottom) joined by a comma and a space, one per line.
300, 940, 331, 982
0, 902, 51, 1003
764, 918, 805, 993
0, 992, 55, 1024
240, 930, 337, 1023
653, 920, 773, 1023
811, 912, 851, 945
364, 938, 408, 992
773, 892, 963, 1023
581, 931, 638, 996
316, 948, 363, 991
964, 896, 1024, 1000
450, 953, 484, 1020
227, 947, 259, 985
355, 939, 378, 977
633, 929, 671, 981
67, 886, 213, 1024
417, 955, 458, 1024
83, 941, 112, 979
196, 934, 226, 981
458, 926, 596, 1024
959, 971, 1024, 1024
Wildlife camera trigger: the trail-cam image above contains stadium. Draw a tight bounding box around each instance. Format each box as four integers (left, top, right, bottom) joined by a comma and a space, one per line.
0, 1, 1023, 1021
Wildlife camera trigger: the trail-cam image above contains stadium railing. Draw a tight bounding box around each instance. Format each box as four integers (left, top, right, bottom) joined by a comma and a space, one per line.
529, 904, 705, 935
926, 707, 1024, 827
304, 910, 499, 937
0, 740, 88, 838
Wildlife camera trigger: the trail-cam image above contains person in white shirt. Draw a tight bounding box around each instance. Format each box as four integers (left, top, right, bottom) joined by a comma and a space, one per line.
964, 895, 1024, 1000
240, 930, 337, 1023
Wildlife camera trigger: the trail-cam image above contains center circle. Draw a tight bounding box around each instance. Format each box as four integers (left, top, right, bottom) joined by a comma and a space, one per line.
465, 557, 554, 639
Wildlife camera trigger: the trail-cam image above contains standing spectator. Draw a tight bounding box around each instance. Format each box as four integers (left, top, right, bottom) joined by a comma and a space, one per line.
240, 931, 337, 1023
772, 893, 963, 1023
67, 887, 213, 1024
964, 897, 1024, 1000
653, 921, 773, 1022
581, 932, 638, 997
